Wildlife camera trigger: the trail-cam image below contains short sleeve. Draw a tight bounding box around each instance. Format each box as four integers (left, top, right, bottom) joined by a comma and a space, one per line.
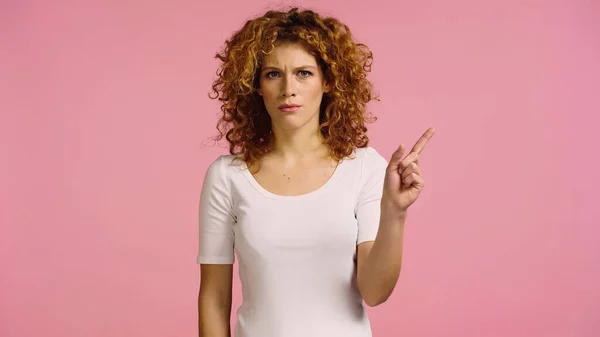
355, 148, 388, 244
196, 156, 236, 264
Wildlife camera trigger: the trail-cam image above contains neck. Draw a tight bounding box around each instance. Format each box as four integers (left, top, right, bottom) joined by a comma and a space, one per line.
271, 124, 327, 160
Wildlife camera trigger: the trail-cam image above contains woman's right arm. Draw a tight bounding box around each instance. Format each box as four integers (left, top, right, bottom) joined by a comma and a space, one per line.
198, 264, 233, 337
197, 156, 235, 336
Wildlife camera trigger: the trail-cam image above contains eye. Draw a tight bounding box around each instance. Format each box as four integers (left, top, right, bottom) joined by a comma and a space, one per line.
298, 70, 313, 77
265, 71, 280, 79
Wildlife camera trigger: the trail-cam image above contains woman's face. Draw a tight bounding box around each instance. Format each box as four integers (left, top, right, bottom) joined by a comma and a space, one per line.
257, 42, 331, 133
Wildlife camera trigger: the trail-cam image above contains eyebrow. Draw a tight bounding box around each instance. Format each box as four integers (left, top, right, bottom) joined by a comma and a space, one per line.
261, 65, 318, 72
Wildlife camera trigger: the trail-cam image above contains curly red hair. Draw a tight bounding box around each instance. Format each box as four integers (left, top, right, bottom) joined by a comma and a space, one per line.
210, 7, 378, 167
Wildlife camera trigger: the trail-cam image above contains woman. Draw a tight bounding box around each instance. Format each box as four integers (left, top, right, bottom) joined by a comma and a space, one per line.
197, 7, 434, 337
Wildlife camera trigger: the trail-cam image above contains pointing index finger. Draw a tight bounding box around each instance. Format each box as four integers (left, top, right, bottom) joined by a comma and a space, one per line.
410, 127, 436, 154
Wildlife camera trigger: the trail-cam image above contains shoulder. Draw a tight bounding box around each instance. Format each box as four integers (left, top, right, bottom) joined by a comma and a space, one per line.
352, 146, 388, 170
203, 154, 245, 184
340, 147, 388, 187
347, 147, 388, 199
207, 153, 244, 170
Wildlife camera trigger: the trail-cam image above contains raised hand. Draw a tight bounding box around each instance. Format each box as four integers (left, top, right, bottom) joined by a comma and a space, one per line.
382, 127, 435, 218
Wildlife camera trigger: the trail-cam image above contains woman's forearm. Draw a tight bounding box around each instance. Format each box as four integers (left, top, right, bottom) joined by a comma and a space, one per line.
198, 293, 232, 337
358, 211, 406, 306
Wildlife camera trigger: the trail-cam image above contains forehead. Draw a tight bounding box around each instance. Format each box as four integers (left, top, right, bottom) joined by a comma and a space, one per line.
262, 42, 318, 67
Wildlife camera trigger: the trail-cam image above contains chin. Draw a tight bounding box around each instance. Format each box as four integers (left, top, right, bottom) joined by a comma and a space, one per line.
273, 120, 307, 131
273, 114, 318, 131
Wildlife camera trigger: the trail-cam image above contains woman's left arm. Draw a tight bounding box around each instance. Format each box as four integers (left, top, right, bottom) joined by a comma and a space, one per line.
357, 128, 435, 307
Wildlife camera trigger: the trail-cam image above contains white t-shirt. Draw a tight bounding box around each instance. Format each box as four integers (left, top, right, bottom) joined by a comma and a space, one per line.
197, 146, 388, 337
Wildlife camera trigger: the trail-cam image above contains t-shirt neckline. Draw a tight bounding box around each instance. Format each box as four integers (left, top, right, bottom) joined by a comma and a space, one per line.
241, 157, 347, 200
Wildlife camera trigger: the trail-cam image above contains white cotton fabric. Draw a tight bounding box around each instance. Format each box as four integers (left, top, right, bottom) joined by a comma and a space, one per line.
197, 147, 388, 337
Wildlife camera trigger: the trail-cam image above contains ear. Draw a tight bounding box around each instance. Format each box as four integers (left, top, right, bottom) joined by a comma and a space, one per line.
323, 82, 332, 94
256, 88, 263, 96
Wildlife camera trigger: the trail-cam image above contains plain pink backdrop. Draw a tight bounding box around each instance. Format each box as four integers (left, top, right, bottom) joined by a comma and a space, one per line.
2, 0, 599, 336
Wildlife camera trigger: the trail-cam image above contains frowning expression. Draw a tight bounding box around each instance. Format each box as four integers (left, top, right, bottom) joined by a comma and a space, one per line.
257, 42, 331, 132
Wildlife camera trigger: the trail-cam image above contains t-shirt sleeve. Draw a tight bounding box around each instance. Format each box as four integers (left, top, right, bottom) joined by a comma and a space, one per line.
196, 155, 236, 264
355, 147, 389, 244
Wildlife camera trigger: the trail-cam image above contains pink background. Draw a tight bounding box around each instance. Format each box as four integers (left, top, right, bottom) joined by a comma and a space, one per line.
2, 0, 599, 336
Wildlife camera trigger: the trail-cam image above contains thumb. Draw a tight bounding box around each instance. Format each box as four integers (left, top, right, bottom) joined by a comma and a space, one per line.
386, 144, 405, 174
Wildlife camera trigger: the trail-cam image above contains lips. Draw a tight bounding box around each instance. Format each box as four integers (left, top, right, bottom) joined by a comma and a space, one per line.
277, 104, 302, 112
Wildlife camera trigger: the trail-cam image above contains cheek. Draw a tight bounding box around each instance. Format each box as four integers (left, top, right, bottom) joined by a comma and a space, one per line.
307, 83, 325, 101
259, 83, 277, 101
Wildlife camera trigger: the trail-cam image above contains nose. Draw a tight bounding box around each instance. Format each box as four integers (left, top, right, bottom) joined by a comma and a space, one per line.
281, 76, 297, 97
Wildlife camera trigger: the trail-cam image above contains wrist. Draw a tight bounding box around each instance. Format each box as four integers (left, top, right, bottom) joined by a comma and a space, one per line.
380, 210, 408, 227
380, 202, 408, 223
